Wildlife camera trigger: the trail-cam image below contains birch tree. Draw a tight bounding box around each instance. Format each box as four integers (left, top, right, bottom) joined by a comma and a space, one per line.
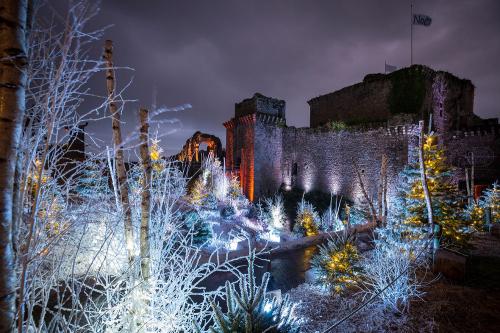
103, 39, 135, 265
0, 0, 28, 329
139, 107, 152, 281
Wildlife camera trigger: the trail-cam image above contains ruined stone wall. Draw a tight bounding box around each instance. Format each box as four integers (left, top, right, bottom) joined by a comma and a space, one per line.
235, 93, 286, 119
308, 65, 475, 132
235, 115, 255, 201
253, 115, 284, 199
309, 78, 393, 127
224, 120, 235, 169
443, 129, 500, 185
280, 125, 418, 205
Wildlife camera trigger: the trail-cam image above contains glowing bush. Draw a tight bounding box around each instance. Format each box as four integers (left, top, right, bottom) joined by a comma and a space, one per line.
482, 182, 500, 223
360, 226, 426, 313
263, 194, 286, 230
320, 196, 344, 232
311, 232, 361, 293
294, 198, 320, 236
182, 210, 213, 246
464, 203, 485, 231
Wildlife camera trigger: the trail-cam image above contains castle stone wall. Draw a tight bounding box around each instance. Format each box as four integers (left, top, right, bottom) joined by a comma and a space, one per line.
280, 126, 417, 205
308, 65, 475, 131
254, 116, 284, 198
444, 130, 500, 185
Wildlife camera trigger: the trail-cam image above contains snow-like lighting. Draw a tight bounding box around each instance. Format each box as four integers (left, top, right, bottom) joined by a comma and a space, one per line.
260, 230, 281, 243
225, 235, 245, 251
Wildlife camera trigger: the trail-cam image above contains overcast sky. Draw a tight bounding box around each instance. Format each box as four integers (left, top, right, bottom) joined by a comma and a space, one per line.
67, 0, 500, 155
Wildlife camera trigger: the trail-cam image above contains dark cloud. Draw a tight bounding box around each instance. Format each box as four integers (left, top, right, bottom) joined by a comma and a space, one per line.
73, 0, 500, 155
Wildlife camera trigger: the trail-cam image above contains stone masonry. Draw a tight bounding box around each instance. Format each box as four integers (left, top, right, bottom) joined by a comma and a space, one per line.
223, 65, 500, 203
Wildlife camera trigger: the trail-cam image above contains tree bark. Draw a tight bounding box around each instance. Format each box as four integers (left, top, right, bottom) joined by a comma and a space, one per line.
103, 40, 135, 264
0, 0, 28, 330
418, 121, 434, 240
471, 152, 475, 202
377, 154, 388, 226
353, 160, 379, 226
139, 108, 151, 280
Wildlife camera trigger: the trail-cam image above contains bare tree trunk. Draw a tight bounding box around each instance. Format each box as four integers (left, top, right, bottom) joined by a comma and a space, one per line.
353, 160, 379, 226
465, 168, 472, 206
418, 121, 434, 243
139, 108, 151, 281
471, 152, 475, 203
377, 154, 388, 226
0, 0, 28, 330
103, 40, 135, 264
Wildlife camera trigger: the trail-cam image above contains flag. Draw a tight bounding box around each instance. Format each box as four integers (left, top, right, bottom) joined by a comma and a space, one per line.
413, 14, 432, 26
385, 63, 397, 73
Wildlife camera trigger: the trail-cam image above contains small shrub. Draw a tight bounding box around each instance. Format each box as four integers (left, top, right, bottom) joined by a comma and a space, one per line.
206, 252, 301, 333
311, 232, 361, 293
481, 181, 500, 223
263, 194, 286, 230
320, 196, 344, 232
182, 211, 213, 246
293, 198, 320, 236
221, 205, 236, 219
325, 120, 347, 131
464, 203, 485, 231
202, 193, 218, 210
360, 226, 426, 313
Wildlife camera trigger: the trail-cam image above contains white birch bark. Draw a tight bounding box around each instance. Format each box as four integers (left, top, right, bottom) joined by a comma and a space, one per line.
103, 40, 135, 264
0, 0, 28, 329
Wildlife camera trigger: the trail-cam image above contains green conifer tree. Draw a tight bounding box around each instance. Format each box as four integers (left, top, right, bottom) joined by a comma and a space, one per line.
482, 182, 500, 223
403, 135, 468, 248
206, 251, 300, 333
311, 232, 361, 293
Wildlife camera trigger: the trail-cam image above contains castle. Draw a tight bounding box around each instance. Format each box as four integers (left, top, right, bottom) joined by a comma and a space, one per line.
223, 65, 500, 204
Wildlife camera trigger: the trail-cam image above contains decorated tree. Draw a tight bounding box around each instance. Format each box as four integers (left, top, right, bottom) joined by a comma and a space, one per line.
403, 134, 468, 248
464, 203, 485, 231
482, 182, 500, 224
311, 232, 361, 293
182, 210, 213, 246
293, 197, 320, 236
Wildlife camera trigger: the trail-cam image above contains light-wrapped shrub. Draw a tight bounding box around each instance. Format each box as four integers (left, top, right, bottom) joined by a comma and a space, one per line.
182, 210, 213, 246
360, 224, 427, 313
262, 194, 286, 231
482, 181, 500, 223
311, 232, 361, 293
320, 196, 344, 232
464, 203, 485, 231
294, 198, 320, 236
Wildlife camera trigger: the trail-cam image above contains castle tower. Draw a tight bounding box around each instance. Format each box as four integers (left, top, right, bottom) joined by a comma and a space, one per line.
224, 93, 286, 201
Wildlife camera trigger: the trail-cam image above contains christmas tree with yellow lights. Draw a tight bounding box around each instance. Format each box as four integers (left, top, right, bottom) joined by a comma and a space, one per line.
311, 232, 361, 293
404, 134, 469, 248
293, 197, 320, 236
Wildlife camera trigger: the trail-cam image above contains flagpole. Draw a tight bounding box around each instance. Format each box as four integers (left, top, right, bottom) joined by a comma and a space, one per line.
411, 2, 413, 65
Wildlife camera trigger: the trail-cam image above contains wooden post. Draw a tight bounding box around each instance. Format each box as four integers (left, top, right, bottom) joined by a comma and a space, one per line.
103, 40, 135, 265
139, 108, 151, 281
418, 121, 434, 249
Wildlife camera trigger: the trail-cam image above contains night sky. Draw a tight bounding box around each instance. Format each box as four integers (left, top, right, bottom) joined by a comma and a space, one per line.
64, 0, 500, 156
